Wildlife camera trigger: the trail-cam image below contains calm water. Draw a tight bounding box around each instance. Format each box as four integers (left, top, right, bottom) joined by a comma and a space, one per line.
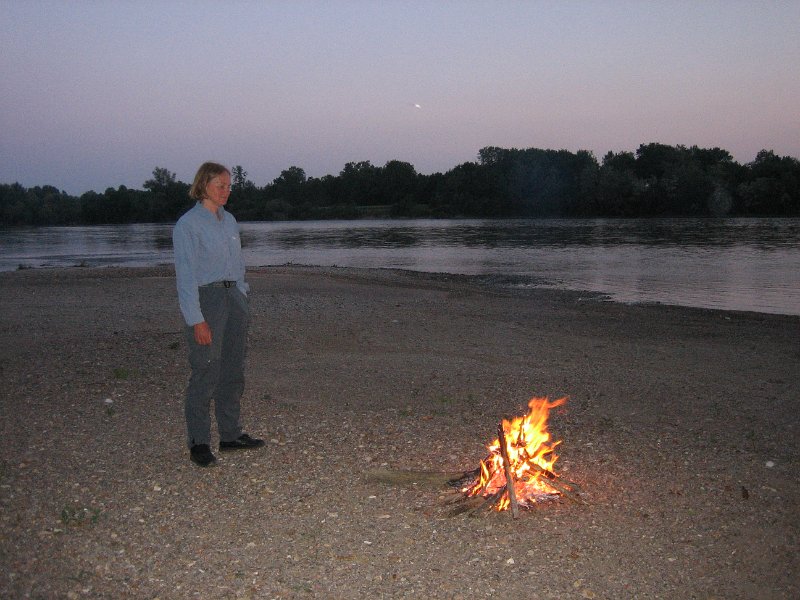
2, 218, 799, 316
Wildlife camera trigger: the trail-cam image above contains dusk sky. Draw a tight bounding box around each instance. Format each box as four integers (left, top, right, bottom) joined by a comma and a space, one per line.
2, 1, 799, 195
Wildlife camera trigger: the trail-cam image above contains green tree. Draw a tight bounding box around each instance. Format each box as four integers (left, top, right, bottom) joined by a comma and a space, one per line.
738, 150, 800, 215
336, 161, 380, 207
267, 167, 310, 218
143, 167, 190, 222
379, 160, 418, 210
80, 190, 105, 224
0, 183, 34, 224
231, 165, 251, 191
227, 165, 259, 219
143, 167, 176, 193
634, 143, 684, 179
103, 185, 136, 223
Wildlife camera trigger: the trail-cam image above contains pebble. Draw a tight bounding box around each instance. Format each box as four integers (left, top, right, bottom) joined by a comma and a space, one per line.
3, 265, 796, 599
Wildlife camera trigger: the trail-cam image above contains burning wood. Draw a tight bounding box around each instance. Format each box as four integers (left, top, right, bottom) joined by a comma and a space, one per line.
363, 396, 582, 518
497, 421, 521, 518
457, 396, 582, 514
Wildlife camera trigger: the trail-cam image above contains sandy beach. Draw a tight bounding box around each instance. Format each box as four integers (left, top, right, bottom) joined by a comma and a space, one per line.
1, 265, 798, 599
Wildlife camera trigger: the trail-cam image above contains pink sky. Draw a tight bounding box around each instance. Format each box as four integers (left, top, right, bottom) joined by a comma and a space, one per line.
2, 1, 799, 195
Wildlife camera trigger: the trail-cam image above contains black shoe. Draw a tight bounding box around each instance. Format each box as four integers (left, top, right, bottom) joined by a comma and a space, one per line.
190, 444, 217, 467
219, 433, 265, 451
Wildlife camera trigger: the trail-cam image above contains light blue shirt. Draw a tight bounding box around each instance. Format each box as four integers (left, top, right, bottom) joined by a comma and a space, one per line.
173, 203, 248, 326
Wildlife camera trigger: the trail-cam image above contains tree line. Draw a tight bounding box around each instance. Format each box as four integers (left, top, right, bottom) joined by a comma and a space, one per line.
2, 143, 799, 226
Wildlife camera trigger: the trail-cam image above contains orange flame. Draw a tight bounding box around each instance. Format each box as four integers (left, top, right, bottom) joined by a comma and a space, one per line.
464, 396, 566, 510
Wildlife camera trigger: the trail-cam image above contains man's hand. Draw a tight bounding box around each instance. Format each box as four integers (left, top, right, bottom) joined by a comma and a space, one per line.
193, 321, 212, 345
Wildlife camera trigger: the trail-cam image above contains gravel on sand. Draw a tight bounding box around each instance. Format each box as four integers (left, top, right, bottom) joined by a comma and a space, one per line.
1, 265, 798, 599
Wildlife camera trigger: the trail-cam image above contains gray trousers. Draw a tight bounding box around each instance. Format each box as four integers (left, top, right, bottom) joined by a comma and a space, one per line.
184, 285, 249, 448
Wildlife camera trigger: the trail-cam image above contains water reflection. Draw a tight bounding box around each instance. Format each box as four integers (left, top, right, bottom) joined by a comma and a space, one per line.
249, 218, 800, 251
1, 218, 799, 315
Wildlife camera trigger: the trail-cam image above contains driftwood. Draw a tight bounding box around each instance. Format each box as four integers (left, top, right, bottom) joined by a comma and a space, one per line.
447, 487, 506, 518
363, 460, 586, 517
445, 495, 487, 517
364, 468, 473, 489
446, 468, 480, 488
497, 422, 520, 519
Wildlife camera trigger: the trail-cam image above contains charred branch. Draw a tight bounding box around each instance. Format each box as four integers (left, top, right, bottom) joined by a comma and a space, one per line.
497, 422, 520, 519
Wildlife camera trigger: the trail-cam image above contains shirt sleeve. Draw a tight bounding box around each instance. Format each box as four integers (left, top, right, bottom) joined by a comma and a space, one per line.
173, 219, 205, 326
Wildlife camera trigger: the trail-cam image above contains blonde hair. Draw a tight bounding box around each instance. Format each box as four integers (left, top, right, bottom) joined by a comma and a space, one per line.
189, 162, 230, 200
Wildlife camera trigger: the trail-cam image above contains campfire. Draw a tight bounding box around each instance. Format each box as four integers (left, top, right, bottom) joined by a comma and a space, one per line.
364, 395, 582, 517
451, 396, 581, 517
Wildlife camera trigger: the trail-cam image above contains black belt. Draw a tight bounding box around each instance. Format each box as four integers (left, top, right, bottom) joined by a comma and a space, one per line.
203, 280, 236, 288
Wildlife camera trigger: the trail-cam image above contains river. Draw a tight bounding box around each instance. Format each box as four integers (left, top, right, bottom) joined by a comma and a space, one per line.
2, 218, 799, 316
